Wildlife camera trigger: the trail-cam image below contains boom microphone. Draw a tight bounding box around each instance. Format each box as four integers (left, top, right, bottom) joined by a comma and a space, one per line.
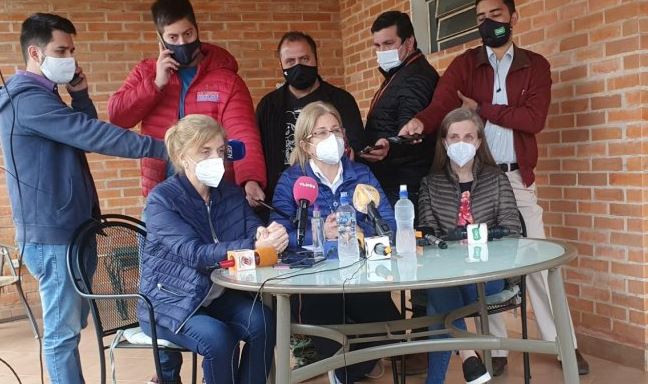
293, 176, 319, 247
227, 140, 246, 161
213, 247, 278, 271
417, 227, 448, 249
352, 184, 393, 239
445, 225, 512, 241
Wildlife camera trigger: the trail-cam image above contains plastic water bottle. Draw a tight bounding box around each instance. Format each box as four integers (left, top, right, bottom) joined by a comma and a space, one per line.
395, 184, 416, 257
311, 206, 325, 258
336, 192, 360, 263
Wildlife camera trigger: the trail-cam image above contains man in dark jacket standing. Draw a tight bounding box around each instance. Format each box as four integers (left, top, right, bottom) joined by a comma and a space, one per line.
358, 10, 439, 376
359, 11, 439, 213
401, 0, 589, 376
256, 31, 365, 205
0, 13, 167, 384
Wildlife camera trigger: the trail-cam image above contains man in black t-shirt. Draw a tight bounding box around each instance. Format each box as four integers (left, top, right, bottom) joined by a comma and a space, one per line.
256, 31, 365, 204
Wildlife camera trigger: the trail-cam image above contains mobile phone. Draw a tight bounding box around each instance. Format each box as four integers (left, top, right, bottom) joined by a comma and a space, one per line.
386, 134, 423, 145
359, 144, 385, 155
69, 72, 83, 87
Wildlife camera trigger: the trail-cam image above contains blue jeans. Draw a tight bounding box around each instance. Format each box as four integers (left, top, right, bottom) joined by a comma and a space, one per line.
141, 290, 275, 384
22, 243, 95, 384
426, 280, 504, 384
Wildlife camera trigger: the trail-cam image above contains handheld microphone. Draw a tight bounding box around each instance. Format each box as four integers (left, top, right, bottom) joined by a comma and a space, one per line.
352, 184, 393, 240
445, 225, 512, 241
226, 140, 246, 161
417, 227, 448, 249
212, 247, 278, 271
292, 176, 319, 247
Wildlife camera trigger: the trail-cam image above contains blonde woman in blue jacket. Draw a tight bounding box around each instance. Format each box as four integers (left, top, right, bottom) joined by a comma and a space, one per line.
139, 114, 287, 384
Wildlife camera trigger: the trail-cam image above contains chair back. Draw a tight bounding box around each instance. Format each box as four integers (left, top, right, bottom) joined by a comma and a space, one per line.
67, 214, 147, 337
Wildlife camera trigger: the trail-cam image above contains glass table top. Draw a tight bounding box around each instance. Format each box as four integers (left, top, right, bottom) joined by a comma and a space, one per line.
211, 238, 575, 294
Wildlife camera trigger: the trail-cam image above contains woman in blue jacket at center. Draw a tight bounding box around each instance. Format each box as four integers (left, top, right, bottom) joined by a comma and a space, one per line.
271, 101, 401, 384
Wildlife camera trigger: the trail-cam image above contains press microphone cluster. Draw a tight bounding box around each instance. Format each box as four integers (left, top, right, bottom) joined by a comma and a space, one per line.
293, 176, 319, 247
211, 247, 278, 272
445, 226, 512, 241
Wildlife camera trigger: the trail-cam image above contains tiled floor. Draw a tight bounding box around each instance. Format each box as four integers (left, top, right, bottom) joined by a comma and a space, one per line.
1, 317, 647, 384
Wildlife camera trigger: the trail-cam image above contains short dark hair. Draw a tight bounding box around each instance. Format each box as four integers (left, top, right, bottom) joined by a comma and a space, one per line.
20, 13, 76, 64
475, 0, 516, 14
371, 11, 416, 48
151, 0, 197, 34
277, 31, 318, 61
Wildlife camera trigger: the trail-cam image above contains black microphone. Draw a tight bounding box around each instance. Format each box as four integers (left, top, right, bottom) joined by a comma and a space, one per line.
292, 176, 319, 247
417, 227, 448, 249
445, 226, 512, 241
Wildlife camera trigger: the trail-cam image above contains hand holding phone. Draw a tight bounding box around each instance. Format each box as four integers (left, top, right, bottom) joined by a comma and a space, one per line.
359, 144, 385, 155
154, 34, 179, 90
387, 134, 424, 145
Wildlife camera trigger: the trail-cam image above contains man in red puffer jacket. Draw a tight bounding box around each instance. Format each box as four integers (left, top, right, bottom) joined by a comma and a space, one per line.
109, 0, 266, 206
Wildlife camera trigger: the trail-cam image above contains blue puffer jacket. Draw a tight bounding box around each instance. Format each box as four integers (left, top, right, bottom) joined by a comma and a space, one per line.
271, 157, 396, 248
138, 174, 263, 333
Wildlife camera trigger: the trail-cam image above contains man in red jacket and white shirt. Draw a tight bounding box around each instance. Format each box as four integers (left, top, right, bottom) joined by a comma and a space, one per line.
108, 0, 266, 206
402, 0, 589, 377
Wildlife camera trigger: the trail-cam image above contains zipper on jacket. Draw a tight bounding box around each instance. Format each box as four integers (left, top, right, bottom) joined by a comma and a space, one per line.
156, 283, 184, 297
206, 200, 219, 244
175, 199, 220, 333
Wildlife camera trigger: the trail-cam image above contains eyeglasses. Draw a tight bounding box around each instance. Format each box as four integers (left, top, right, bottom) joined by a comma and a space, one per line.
307, 127, 344, 140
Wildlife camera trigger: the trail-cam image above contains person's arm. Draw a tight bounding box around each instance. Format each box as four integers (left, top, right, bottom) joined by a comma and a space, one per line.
414, 58, 465, 135
395, 72, 439, 130
335, 91, 367, 153
222, 75, 267, 189
479, 57, 552, 135
145, 193, 255, 270
108, 62, 165, 129
16, 90, 166, 160
496, 173, 522, 235
417, 176, 441, 235
69, 89, 98, 118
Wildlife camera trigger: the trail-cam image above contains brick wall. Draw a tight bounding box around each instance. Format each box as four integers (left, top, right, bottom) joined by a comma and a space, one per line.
0, 0, 344, 320
340, 0, 648, 369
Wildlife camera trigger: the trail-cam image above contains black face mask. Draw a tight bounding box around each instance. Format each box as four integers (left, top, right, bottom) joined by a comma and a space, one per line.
283, 64, 318, 90
478, 18, 512, 48
164, 39, 201, 66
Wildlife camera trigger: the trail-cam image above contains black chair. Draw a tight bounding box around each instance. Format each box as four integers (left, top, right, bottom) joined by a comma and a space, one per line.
66, 214, 197, 384
470, 210, 531, 383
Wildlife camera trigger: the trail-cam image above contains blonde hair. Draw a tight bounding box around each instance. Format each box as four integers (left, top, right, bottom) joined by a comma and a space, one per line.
290, 101, 343, 169
164, 114, 227, 174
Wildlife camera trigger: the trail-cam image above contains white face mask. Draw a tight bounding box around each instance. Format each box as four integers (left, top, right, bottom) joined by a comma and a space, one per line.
313, 134, 345, 165
40, 54, 76, 84
446, 141, 477, 167
192, 157, 225, 188
376, 47, 402, 72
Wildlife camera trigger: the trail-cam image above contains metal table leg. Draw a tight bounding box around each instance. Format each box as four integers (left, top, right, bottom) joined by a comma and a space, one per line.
476, 282, 492, 373
547, 267, 579, 384
276, 294, 292, 384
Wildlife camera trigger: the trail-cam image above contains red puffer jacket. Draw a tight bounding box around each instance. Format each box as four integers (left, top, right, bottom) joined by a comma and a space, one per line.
108, 43, 266, 196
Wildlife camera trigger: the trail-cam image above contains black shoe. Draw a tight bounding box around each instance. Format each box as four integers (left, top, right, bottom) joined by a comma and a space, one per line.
462, 356, 491, 384
491, 356, 508, 377
575, 349, 590, 375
